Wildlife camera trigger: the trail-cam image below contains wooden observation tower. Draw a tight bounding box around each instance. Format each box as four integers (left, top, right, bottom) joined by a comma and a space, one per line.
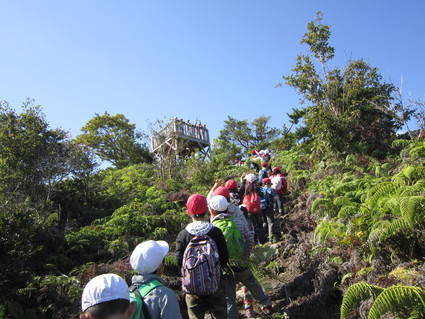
151, 118, 211, 160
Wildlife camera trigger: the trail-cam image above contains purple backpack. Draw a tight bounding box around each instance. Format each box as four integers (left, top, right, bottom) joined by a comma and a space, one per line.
181, 234, 221, 295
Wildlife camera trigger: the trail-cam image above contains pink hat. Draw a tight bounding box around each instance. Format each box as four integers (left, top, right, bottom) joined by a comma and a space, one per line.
213, 186, 230, 199
186, 194, 208, 216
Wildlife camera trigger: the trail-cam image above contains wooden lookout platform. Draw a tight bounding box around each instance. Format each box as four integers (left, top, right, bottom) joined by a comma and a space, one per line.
151, 118, 211, 159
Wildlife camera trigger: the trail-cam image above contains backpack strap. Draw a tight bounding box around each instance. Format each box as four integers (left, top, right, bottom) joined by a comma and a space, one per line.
138, 279, 163, 297
130, 280, 163, 319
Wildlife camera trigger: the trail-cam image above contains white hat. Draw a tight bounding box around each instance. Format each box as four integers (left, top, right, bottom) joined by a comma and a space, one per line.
81, 273, 129, 312
208, 195, 229, 212
245, 173, 257, 183
130, 240, 169, 274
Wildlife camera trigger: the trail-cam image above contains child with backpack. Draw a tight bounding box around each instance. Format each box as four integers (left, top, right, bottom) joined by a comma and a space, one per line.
260, 178, 277, 243
241, 173, 266, 245
258, 162, 270, 185
80, 273, 136, 319
129, 240, 182, 319
225, 179, 242, 206
209, 195, 273, 318
174, 194, 229, 319
270, 166, 288, 216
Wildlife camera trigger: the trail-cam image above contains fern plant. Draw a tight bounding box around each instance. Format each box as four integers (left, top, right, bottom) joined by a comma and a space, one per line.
341, 283, 425, 319
340, 282, 383, 319
311, 198, 338, 218
368, 285, 425, 319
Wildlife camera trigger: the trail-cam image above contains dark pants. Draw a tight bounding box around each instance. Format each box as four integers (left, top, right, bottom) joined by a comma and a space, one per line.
249, 211, 266, 244
273, 194, 283, 214
262, 208, 275, 241
185, 282, 227, 319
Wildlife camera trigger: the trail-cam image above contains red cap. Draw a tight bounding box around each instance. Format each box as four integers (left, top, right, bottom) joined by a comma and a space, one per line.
261, 162, 268, 167
225, 179, 238, 190
251, 150, 256, 155
186, 194, 208, 216
262, 177, 271, 184
272, 166, 280, 172
213, 186, 230, 199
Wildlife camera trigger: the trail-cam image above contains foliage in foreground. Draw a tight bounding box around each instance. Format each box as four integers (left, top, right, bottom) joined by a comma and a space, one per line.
340, 282, 425, 319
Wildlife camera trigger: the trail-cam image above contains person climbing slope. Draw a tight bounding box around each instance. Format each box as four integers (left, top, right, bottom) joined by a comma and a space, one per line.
174, 194, 229, 319
208, 195, 273, 318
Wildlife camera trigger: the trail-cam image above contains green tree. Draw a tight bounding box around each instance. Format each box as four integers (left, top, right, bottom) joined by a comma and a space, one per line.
0, 100, 71, 204
76, 112, 152, 168
279, 12, 402, 156
217, 115, 280, 155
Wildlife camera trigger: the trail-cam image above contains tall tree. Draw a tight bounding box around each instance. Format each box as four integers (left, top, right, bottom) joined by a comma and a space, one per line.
217, 115, 280, 155
76, 112, 152, 168
279, 12, 402, 156
0, 100, 71, 204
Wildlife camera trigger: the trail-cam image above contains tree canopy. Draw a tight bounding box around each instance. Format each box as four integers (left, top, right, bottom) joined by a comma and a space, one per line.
217, 115, 280, 157
76, 112, 152, 168
280, 12, 402, 156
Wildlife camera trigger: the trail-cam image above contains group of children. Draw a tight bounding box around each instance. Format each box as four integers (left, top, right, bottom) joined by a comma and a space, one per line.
80, 239, 182, 319
80, 166, 289, 319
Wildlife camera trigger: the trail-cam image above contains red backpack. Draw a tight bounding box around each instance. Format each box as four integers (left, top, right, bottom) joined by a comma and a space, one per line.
243, 191, 261, 213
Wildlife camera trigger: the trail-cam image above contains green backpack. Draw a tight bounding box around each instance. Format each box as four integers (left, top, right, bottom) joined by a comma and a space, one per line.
213, 216, 245, 258
129, 279, 163, 319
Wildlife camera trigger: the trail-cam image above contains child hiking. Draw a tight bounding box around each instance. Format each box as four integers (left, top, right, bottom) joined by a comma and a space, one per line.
174, 194, 229, 319
241, 173, 266, 245
260, 178, 277, 243
129, 240, 182, 319
80, 274, 136, 319
270, 166, 289, 216
208, 194, 273, 318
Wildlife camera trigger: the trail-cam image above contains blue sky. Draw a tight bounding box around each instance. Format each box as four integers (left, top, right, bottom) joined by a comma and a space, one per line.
1, 1, 424, 145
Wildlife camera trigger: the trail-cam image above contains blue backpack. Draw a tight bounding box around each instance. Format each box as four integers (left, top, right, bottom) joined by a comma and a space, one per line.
260, 187, 275, 210
130, 279, 164, 319
258, 168, 269, 184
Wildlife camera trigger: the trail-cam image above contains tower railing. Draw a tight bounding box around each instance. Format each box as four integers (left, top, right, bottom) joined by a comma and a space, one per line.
151, 119, 210, 154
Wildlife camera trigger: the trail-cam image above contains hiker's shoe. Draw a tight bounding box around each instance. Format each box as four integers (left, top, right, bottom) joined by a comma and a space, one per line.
245, 308, 257, 318
262, 305, 273, 315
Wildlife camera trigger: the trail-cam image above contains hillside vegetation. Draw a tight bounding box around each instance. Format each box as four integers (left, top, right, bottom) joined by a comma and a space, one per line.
0, 13, 424, 319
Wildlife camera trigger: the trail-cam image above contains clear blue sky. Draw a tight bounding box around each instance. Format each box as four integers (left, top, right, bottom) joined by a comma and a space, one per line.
1, 1, 424, 145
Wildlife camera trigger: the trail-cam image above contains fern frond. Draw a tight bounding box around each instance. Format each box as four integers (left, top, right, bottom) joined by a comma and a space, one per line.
392, 166, 425, 185
400, 196, 425, 226
311, 198, 338, 217
392, 139, 413, 148
367, 182, 400, 208
345, 154, 360, 166
313, 219, 346, 244
367, 285, 425, 319
338, 206, 359, 219
400, 179, 425, 196
409, 144, 425, 157
379, 218, 412, 242
333, 196, 355, 207
340, 282, 383, 319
